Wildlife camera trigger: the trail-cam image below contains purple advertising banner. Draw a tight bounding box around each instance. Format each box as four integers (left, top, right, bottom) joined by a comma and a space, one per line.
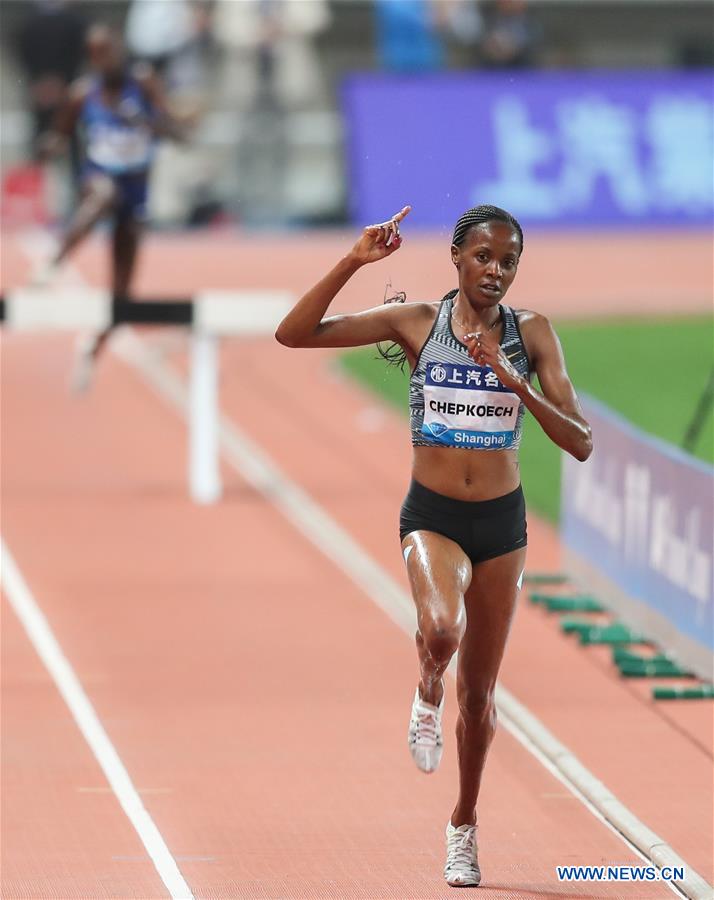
342, 71, 714, 228
561, 397, 713, 653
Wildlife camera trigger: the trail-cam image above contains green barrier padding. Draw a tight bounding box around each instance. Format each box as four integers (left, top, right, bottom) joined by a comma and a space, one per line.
529, 593, 605, 613
560, 620, 644, 645
653, 685, 714, 700
578, 623, 645, 645
612, 646, 657, 664
560, 618, 603, 635
523, 573, 568, 585
618, 659, 691, 678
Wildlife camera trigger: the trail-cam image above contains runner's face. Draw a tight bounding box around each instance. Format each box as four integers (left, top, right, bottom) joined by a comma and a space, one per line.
88, 35, 124, 79
451, 222, 521, 306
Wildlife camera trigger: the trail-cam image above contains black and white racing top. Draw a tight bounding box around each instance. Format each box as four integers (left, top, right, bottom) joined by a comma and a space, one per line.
409, 294, 531, 451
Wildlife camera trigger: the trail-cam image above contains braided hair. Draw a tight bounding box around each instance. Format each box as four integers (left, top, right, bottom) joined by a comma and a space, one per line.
376, 205, 523, 369
452, 204, 524, 252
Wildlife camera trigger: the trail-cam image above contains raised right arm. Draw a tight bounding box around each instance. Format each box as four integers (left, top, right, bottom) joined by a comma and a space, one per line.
275, 206, 413, 349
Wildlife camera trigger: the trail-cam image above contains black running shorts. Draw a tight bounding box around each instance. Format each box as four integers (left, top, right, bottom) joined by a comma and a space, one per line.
399, 479, 527, 565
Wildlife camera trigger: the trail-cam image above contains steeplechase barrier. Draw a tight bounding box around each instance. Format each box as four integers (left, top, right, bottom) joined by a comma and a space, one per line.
0, 288, 292, 505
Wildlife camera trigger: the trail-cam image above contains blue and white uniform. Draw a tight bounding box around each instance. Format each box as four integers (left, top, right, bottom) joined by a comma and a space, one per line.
409, 295, 530, 450
80, 74, 155, 219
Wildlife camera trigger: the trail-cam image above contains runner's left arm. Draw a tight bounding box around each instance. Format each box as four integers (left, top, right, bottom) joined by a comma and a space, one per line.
465, 313, 592, 461
135, 64, 189, 142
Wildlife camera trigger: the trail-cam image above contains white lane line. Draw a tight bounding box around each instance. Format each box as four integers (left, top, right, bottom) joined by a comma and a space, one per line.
114, 330, 711, 900
1, 541, 195, 900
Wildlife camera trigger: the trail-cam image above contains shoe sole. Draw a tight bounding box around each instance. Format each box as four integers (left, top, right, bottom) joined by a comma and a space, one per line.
445, 876, 481, 887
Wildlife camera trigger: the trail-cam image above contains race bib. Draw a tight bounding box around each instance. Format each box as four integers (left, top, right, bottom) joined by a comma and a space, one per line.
87, 123, 152, 172
422, 361, 520, 449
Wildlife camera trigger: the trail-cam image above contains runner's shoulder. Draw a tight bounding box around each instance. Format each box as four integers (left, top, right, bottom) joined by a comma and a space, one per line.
381, 298, 436, 321
511, 309, 559, 363
131, 61, 157, 85
68, 76, 93, 105
512, 307, 547, 325
410, 299, 441, 318
389, 299, 439, 329
387, 300, 440, 352
512, 308, 556, 337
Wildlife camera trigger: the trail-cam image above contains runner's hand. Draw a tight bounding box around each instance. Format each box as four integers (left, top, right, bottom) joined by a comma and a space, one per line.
464, 331, 524, 391
348, 206, 411, 265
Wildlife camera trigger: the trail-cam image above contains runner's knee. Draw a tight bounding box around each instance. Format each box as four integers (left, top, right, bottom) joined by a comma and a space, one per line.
420, 611, 463, 664
88, 179, 117, 213
457, 683, 496, 723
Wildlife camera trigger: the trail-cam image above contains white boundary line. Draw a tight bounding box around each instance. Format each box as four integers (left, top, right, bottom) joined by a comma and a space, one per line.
0, 541, 195, 900
113, 329, 712, 900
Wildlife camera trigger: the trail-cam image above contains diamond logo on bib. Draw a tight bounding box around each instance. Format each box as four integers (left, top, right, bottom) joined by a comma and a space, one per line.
427, 422, 449, 437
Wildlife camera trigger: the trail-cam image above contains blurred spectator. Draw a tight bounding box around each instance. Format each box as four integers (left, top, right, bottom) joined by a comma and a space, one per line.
480, 0, 540, 68
125, 0, 209, 97
439, 0, 484, 51
18, 0, 86, 159
374, 0, 445, 72
374, 0, 484, 73
125, 0, 214, 226
211, 0, 331, 112
210, 0, 332, 223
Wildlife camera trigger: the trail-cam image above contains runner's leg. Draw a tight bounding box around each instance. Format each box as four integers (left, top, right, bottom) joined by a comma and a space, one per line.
111, 214, 142, 299
86, 215, 143, 365
402, 530, 472, 706
53, 174, 117, 265
451, 547, 526, 826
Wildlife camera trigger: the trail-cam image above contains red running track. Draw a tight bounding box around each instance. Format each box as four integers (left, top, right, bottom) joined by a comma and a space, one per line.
1, 231, 712, 898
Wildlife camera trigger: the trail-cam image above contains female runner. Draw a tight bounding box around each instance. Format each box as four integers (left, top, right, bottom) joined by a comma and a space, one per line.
275, 204, 592, 887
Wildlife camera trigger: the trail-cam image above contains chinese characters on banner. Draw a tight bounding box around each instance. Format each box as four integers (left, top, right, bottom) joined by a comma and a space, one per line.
343, 72, 714, 226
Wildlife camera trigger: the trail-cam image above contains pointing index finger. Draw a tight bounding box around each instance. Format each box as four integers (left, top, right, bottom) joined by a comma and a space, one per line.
392, 205, 412, 224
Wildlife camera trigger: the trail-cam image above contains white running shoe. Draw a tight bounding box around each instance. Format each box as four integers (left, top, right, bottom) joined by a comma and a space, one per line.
29, 258, 61, 288
70, 334, 97, 393
444, 822, 481, 887
407, 687, 444, 773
